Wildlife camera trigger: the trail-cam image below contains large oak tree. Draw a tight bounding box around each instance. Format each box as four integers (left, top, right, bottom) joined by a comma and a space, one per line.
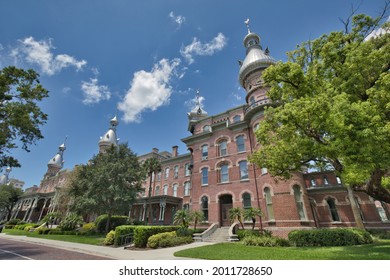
251, 11, 390, 204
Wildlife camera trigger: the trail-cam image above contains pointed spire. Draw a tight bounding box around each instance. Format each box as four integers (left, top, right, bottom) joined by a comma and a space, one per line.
99, 114, 119, 153
244, 18, 251, 34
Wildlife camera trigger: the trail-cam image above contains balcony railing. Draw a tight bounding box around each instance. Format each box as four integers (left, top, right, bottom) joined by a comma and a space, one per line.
244, 98, 272, 115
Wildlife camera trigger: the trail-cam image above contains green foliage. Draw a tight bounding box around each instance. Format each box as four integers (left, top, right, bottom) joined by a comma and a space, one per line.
80, 222, 97, 234
67, 143, 145, 232
173, 210, 190, 228
133, 226, 181, 248
176, 227, 194, 237
229, 207, 244, 229
237, 229, 273, 240
242, 235, 290, 247
147, 231, 177, 249
288, 228, 373, 247
58, 213, 83, 231
94, 214, 128, 233
14, 223, 37, 230
41, 212, 63, 225
0, 66, 49, 169
103, 230, 116, 246
6, 218, 21, 225
250, 12, 390, 202
0, 185, 23, 220
189, 210, 205, 230
159, 236, 193, 248
243, 207, 263, 230
113, 225, 138, 246
368, 229, 390, 240
34, 227, 51, 234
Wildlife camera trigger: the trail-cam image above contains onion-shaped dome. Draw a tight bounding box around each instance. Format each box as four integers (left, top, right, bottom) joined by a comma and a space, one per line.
238, 31, 276, 87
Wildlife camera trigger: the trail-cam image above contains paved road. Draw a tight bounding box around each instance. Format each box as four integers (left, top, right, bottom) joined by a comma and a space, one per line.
0, 238, 113, 260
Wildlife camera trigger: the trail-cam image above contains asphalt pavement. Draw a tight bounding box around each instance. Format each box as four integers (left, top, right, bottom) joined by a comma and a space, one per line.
0, 233, 213, 260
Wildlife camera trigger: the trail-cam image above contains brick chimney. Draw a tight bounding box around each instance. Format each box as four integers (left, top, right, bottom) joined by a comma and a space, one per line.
172, 146, 178, 157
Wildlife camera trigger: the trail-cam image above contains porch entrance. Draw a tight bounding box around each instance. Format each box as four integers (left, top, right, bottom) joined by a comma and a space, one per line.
219, 194, 233, 227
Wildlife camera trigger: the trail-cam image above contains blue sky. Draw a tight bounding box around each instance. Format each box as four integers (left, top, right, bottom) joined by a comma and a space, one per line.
0, 0, 386, 188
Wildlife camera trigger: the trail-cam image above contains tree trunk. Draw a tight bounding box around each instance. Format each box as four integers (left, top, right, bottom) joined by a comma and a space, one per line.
105, 213, 112, 233
347, 185, 365, 229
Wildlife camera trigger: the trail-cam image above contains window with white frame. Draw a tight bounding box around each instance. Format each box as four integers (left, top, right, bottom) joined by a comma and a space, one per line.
293, 185, 307, 220
236, 135, 245, 152
155, 186, 160, 196
375, 201, 389, 222
201, 167, 208, 185
239, 160, 249, 180
201, 144, 208, 160
264, 187, 274, 220
163, 184, 168, 195
173, 165, 179, 178
218, 140, 228, 157
242, 193, 251, 210
173, 184, 178, 197
219, 163, 229, 183
157, 171, 161, 181
164, 167, 170, 179
233, 115, 241, 123
184, 181, 190, 196
201, 196, 209, 221
185, 163, 191, 176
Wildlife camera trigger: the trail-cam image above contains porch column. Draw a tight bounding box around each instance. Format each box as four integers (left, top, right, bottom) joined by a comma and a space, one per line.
159, 198, 166, 222
142, 202, 147, 221
37, 199, 48, 222
23, 199, 32, 221
27, 198, 37, 221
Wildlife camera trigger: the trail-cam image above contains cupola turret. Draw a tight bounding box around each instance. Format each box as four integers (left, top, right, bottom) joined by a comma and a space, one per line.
187, 90, 208, 134
45, 139, 66, 179
99, 115, 119, 153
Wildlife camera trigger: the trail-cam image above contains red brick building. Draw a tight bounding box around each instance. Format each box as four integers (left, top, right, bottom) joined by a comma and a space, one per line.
130, 25, 390, 236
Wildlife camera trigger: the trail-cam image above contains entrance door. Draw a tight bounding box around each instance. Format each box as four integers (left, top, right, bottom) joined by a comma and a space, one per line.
219, 194, 233, 226
221, 203, 232, 226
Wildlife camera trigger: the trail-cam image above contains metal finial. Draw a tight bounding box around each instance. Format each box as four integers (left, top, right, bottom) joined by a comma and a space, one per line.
195, 89, 201, 107
244, 18, 251, 34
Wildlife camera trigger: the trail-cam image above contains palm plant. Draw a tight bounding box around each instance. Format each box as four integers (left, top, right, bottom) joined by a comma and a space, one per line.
190, 210, 204, 230
143, 157, 161, 224
243, 207, 263, 230
229, 207, 244, 229
173, 209, 190, 228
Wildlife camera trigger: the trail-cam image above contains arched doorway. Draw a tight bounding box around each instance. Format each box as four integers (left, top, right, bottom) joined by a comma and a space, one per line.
219, 194, 233, 226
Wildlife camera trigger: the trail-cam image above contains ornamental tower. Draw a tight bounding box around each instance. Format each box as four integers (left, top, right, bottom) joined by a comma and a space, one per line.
44, 139, 66, 179
238, 19, 276, 119
98, 115, 119, 153
187, 90, 208, 134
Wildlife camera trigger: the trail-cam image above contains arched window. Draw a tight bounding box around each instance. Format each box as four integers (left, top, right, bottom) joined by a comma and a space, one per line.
239, 160, 249, 180
310, 178, 316, 187
203, 125, 211, 132
218, 140, 228, 157
173, 184, 178, 197
183, 204, 190, 211
201, 167, 208, 185
157, 171, 161, 181
155, 186, 160, 196
164, 167, 170, 179
293, 185, 307, 220
233, 115, 241, 123
184, 163, 191, 176
323, 176, 329, 185
250, 96, 255, 104
236, 135, 245, 152
173, 165, 179, 178
242, 193, 251, 210
163, 185, 168, 195
375, 201, 389, 222
264, 187, 274, 221
201, 145, 208, 160
218, 163, 229, 183
326, 198, 340, 222
201, 196, 209, 221
184, 181, 190, 196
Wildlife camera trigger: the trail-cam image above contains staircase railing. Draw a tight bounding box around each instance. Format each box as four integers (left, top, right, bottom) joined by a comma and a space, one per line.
193, 223, 218, 242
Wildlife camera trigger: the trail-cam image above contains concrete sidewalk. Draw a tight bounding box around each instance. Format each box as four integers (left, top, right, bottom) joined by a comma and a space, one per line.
0, 233, 214, 260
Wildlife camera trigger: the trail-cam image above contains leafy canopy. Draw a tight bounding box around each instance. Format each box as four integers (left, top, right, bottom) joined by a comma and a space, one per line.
0, 184, 23, 221
67, 143, 145, 231
0, 66, 49, 168
250, 11, 390, 202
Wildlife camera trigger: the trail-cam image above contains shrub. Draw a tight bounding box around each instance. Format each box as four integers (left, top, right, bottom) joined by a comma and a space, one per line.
4, 225, 15, 229
288, 228, 373, 247
6, 219, 21, 225
241, 235, 290, 247
114, 225, 138, 246
176, 227, 194, 237
159, 236, 193, 248
59, 213, 83, 231
367, 229, 390, 240
103, 230, 116, 246
147, 231, 177, 249
79, 222, 97, 235
133, 226, 181, 248
94, 214, 129, 233
237, 229, 261, 240
35, 227, 51, 234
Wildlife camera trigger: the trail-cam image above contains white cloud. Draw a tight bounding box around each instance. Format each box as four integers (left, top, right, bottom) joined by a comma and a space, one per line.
365, 16, 390, 41
81, 78, 111, 105
185, 94, 206, 112
180, 33, 227, 64
169, 11, 186, 28
232, 92, 242, 101
118, 58, 181, 123
11, 37, 87, 75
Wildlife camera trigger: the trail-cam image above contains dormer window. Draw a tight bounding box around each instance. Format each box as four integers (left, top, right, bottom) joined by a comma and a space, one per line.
203, 125, 211, 132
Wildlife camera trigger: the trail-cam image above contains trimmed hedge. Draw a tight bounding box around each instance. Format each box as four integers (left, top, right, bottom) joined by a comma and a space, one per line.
288, 228, 373, 247
104, 230, 116, 245
242, 235, 290, 247
147, 231, 177, 249
159, 236, 193, 248
113, 225, 138, 246
95, 214, 128, 233
133, 226, 181, 248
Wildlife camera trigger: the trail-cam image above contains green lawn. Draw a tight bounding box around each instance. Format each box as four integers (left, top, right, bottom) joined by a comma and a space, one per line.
174, 240, 390, 260
2, 229, 106, 246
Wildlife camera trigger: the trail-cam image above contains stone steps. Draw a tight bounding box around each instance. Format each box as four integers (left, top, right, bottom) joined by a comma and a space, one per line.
203, 227, 230, 243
